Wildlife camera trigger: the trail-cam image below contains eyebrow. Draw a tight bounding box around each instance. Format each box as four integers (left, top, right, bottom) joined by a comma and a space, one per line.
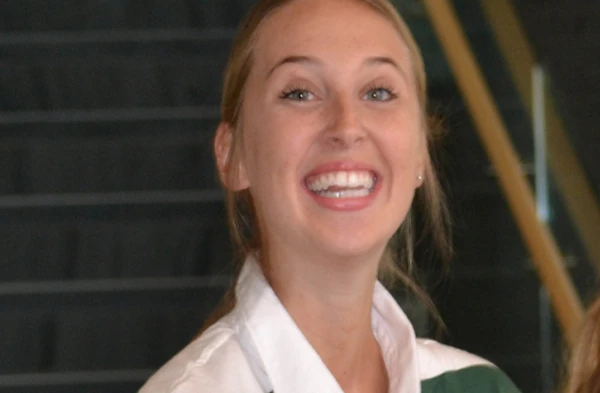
265, 55, 409, 82
266, 55, 324, 78
364, 56, 409, 83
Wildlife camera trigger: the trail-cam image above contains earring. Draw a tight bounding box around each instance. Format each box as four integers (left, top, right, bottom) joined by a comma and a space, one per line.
417, 174, 424, 182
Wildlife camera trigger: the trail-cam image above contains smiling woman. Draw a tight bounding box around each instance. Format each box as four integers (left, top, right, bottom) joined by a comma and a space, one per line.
139, 1, 522, 392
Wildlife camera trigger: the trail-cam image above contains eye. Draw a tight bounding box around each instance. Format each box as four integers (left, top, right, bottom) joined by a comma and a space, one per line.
280, 88, 315, 101
364, 87, 397, 102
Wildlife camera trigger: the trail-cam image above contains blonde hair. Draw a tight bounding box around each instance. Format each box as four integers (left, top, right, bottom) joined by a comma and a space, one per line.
203, 0, 452, 331
563, 296, 600, 393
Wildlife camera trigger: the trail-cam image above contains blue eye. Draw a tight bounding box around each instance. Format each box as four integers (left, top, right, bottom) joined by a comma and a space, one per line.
281, 89, 314, 101
365, 87, 396, 102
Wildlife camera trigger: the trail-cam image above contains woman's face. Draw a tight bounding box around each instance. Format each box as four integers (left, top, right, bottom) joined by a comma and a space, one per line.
234, 0, 426, 262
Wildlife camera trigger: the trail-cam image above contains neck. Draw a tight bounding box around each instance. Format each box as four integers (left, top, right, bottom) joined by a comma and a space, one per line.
263, 246, 389, 393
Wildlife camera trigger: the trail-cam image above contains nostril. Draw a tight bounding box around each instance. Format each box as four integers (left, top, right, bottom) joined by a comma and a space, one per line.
326, 132, 364, 147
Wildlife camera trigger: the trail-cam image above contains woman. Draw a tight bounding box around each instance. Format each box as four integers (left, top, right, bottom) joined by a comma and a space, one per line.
140, 0, 522, 391
562, 296, 600, 393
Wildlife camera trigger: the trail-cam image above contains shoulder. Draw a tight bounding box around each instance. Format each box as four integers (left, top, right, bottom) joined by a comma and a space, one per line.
138, 319, 261, 393
416, 339, 522, 393
416, 338, 492, 379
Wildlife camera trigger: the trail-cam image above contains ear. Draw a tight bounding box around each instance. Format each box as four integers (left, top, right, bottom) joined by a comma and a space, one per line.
214, 122, 250, 191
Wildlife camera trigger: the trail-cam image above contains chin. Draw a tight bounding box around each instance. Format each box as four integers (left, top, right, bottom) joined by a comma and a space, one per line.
315, 234, 389, 263
317, 218, 401, 255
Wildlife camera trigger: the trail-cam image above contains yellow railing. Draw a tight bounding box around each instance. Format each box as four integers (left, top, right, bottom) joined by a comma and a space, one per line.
479, 0, 600, 279
422, 0, 583, 346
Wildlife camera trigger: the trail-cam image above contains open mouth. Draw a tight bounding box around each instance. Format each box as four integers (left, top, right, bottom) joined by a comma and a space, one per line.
305, 170, 377, 198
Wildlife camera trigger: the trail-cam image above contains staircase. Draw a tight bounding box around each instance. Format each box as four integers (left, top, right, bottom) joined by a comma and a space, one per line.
0, 1, 595, 392
427, 2, 597, 393
512, 0, 600, 196
0, 1, 247, 392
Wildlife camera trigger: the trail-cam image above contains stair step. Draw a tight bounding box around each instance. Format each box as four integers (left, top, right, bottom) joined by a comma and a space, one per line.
0, 277, 230, 305
0, 276, 230, 296
0, 136, 218, 194
0, 57, 227, 111
0, 190, 222, 209
0, 370, 149, 393
0, 28, 235, 47
0, 106, 219, 126
0, 0, 256, 31
0, 29, 234, 64
0, 202, 231, 281
1, 295, 224, 373
0, 29, 232, 111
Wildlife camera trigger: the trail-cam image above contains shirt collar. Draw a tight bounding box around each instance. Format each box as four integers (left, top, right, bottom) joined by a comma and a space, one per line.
371, 281, 420, 392
233, 256, 420, 393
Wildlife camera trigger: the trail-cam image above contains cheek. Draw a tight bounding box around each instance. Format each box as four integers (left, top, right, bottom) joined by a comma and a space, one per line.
380, 117, 424, 168
242, 113, 312, 187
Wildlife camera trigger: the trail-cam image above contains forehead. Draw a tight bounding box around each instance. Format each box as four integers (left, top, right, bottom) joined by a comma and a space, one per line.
252, 0, 412, 71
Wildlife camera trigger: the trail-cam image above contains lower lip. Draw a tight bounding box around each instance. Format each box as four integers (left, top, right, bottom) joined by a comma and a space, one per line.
304, 181, 380, 211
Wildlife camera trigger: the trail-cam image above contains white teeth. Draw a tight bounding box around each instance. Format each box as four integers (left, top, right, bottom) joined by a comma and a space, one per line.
327, 173, 337, 186
348, 172, 359, 187
306, 170, 376, 196
336, 172, 347, 186
320, 188, 371, 198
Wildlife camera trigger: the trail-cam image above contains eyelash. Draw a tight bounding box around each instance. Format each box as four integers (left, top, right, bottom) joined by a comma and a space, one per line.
279, 85, 313, 100
364, 84, 398, 101
278, 84, 398, 101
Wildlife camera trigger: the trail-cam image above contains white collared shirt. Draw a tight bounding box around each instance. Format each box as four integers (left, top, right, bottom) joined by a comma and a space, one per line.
139, 257, 520, 393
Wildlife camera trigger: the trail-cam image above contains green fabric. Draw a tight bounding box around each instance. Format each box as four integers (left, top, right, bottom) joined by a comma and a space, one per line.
421, 365, 522, 393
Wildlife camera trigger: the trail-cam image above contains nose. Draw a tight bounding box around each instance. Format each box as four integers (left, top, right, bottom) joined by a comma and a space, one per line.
322, 95, 366, 149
